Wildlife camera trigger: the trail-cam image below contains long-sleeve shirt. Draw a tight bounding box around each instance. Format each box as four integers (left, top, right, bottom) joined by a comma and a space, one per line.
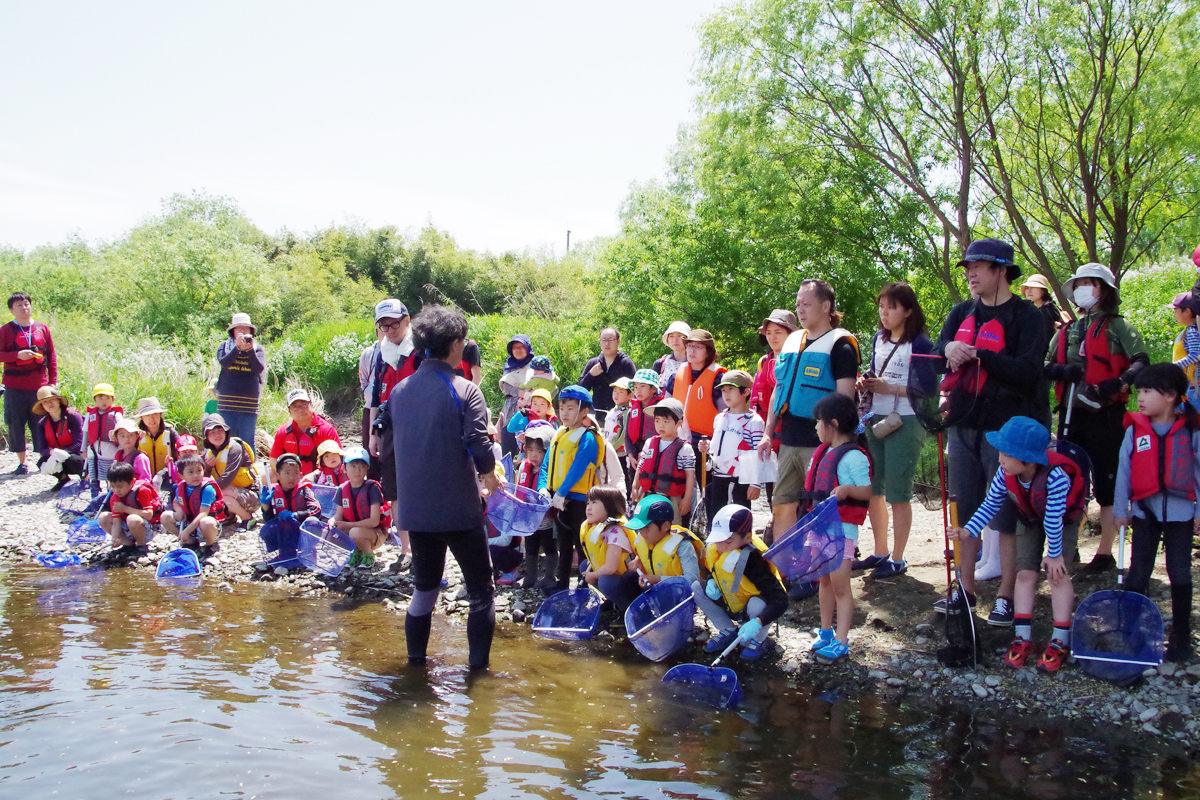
391, 359, 495, 531
1174, 325, 1200, 372
965, 466, 1071, 558
709, 410, 764, 485
579, 351, 637, 412
37, 410, 84, 459
215, 339, 267, 414
538, 426, 601, 500
1113, 424, 1200, 522
737, 548, 789, 626
0, 319, 56, 390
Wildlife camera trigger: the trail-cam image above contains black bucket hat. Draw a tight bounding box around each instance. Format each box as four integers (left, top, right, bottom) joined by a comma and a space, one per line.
957, 238, 1020, 282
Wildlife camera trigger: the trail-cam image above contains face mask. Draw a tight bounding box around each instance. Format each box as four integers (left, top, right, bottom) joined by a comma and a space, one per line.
1073, 286, 1099, 309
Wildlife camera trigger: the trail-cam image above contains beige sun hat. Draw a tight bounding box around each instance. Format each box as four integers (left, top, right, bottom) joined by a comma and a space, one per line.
131, 396, 166, 417
226, 312, 257, 335
108, 417, 142, 443
31, 385, 66, 416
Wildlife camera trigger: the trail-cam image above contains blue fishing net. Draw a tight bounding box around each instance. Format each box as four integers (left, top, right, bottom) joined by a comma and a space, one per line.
661, 664, 743, 709
35, 551, 83, 568
532, 587, 601, 640
258, 518, 303, 569
625, 581, 695, 662
487, 485, 551, 539
155, 548, 202, 579
1072, 589, 1164, 686
298, 518, 354, 577
764, 496, 845, 584
66, 518, 107, 545
311, 485, 338, 520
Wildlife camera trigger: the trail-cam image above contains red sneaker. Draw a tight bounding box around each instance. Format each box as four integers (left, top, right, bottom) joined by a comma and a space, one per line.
1004, 638, 1036, 669
1038, 641, 1069, 672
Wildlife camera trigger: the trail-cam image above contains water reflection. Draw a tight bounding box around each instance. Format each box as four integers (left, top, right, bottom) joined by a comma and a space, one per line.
0, 562, 1194, 799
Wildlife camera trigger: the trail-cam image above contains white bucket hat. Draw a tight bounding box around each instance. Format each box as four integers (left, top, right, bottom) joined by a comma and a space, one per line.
661, 321, 691, 347
1062, 263, 1117, 297
227, 312, 257, 335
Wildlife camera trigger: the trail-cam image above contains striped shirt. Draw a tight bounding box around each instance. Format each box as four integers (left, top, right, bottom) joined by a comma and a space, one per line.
709, 410, 765, 485
966, 466, 1071, 558
1174, 325, 1200, 371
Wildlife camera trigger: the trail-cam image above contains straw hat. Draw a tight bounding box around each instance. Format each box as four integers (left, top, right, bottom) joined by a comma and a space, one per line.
108, 417, 142, 443
31, 385, 65, 416
131, 397, 166, 418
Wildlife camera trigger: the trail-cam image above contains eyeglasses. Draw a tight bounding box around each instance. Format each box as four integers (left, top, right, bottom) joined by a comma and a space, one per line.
599, 337, 619, 344
377, 320, 405, 332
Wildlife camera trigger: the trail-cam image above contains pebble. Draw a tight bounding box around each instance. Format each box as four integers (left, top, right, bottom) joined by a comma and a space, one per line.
274, 566, 289, 576
886, 677, 907, 687
1139, 708, 1159, 723
1159, 662, 1178, 677
868, 670, 888, 680
1187, 664, 1200, 678
972, 684, 988, 699
985, 675, 1001, 687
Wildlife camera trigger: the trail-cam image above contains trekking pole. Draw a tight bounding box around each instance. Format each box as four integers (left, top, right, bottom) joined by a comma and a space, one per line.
1061, 383, 1077, 439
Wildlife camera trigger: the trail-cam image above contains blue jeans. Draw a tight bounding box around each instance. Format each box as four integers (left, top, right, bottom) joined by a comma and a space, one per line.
219, 409, 258, 448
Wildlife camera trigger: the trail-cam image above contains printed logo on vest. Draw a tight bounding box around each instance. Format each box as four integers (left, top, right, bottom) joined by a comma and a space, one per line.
1135, 435, 1152, 453
803, 366, 822, 378
342, 498, 351, 507
977, 329, 1003, 345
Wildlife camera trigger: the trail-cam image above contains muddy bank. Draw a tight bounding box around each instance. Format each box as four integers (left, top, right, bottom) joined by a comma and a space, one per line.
1, 451, 1197, 760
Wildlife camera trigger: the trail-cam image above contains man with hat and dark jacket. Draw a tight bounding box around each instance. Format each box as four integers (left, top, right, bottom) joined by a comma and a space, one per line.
933, 238, 1048, 628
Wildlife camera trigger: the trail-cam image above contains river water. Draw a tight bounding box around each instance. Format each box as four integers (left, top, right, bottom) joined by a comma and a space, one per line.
1, 563, 1195, 799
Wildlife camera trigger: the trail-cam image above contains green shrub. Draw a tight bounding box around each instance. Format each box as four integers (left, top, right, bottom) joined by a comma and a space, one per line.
1120, 258, 1194, 364
267, 319, 375, 409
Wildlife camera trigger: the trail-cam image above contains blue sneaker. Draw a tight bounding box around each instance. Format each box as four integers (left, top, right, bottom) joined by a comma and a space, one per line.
705, 628, 738, 654
12, 464, 28, 476
810, 627, 835, 651
871, 559, 908, 579
788, 580, 818, 600
815, 638, 849, 661
740, 637, 774, 662
851, 552, 889, 571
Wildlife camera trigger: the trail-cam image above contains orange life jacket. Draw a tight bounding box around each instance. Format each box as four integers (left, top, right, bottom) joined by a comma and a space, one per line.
671, 363, 722, 437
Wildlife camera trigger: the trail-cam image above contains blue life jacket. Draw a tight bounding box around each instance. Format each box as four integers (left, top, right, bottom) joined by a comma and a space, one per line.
772, 328, 858, 420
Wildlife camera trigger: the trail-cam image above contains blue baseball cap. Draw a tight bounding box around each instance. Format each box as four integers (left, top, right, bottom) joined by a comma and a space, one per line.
343, 446, 371, 465
984, 416, 1049, 465
958, 238, 1020, 281
374, 298, 409, 322
558, 384, 593, 407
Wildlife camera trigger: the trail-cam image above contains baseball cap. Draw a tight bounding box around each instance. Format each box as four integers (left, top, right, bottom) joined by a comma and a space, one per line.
530, 388, 553, 404
610, 376, 633, 391
374, 298, 409, 323
275, 453, 302, 470
625, 494, 675, 530
649, 397, 684, 421
708, 504, 755, 544
1166, 291, 1200, 314
286, 388, 312, 407
176, 434, 199, 454
716, 370, 753, 390
343, 446, 370, 465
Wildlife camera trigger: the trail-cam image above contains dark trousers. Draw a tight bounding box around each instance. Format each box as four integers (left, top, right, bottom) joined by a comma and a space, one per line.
4, 387, 42, 455
706, 475, 751, 531
554, 498, 589, 586
1127, 516, 1193, 593
406, 525, 495, 668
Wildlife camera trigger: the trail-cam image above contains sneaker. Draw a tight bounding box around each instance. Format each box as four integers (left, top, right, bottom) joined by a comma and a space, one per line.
933, 589, 977, 614
1038, 641, 1069, 672
987, 597, 1015, 627
871, 559, 907, 579
788, 581, 818, 600
815, 638, 849, 661
705, 629, 738, 654
1004, 638, 1036, 669
740, 637, 774, 662
348, 549, 364, 567
133, 545, 149, 557
390, 553, 412, 573
1078, 553, 1116, 574
810, 627, 835, 651
851, 553, 889, 571
12, 464, 28, 476
360, 552, 375, 568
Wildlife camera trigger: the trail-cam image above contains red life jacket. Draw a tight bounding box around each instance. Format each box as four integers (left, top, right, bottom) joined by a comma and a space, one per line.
637, 436, 688, 498
1003, 451, 1087, 525
1052, 317, 1132, 404
516, 459, 538, 490
375, 350, 421, 406
803, 442, 872, 524
176, 478, 226, 523
339, 480, 392, 529
316, 463, 346, 486
628, 392, 665, 453
1125, 413, 1196, 502
108, 479, 163, 523
2, 320, 50, 378
939, 309, 1006, 395
271, 482, 314, 514
279, 418, 329, 473
86, 406, 123, 447
41, 415, 74, 449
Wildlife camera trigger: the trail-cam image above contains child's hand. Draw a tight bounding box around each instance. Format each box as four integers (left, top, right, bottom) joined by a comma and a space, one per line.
737, 618, 763, 643
1042, 555, 1067, 583
747, 486, 761, 501
1114, 517, 1130, 531
833, 485, 852, 501
679, 496, 691, 517
950, 526, 972, 542
631, 486, 643, 502
697, 438, 710, 453
705, 579, 722, 601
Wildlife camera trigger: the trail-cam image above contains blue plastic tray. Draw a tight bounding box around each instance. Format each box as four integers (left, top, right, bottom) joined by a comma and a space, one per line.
625, 581, 695, 662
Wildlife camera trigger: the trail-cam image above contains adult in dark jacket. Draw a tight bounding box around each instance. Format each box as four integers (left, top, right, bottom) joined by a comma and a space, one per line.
31, 385, 84, 491
579, 327, 636, 414
392, 305, 500, 670
933, 238, 1047, 628
214, 312, 267, 448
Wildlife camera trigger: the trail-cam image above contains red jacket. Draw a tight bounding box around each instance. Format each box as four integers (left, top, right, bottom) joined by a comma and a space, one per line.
270, 414, 341, 474
0, 320, 56, 390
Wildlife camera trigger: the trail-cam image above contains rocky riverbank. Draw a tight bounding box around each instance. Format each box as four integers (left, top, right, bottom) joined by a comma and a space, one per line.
1, 450, 1197, 758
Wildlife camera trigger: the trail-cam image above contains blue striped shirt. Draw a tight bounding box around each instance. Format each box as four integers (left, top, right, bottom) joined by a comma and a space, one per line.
1174, 325, 1200, 371
965, 466, 1071, 558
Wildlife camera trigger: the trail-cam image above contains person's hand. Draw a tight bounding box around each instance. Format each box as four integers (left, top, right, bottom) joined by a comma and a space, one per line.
680, 496, 691, 517
861, 376, 891, 394
236, 335, 254, 351
516, 432, 525, 447
747, 486, 761, 501
335, 520, 353, 532
1114, 517, 1129, 531
950, 526, 973, 542
589, 362, 604, 377
204, 454, 216, 468
1042, 554, 1067, 584
697, 438, 710, 454
16, 349, 35, 361
737, 618, 763, 643
538, 488, 551, 501
481, 471, 501, 497
944, 341, 976, 371
705, 579, 722, 601
631, 485, 643, 502
833, 484, 854, 501
1060, 363, 1084, 384
757, 436, 772, 461
551, 494, 566, 511
278, 510, 296, 521
1097, 378, 1126, 401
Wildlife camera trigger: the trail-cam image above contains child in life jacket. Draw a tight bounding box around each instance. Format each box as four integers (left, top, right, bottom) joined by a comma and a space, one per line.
307, 440, 347, 487
98, 461, 162, 555
579, 485, 638, 614
604, 378, 632, 488
620, 493, 704, 608
518, 424, 558, 589
82, 382, 123, 496
157, 434, 198, 500
625, 369, 664, 475
508, 388, 558, 448
954, 415, 1086, 672
804, 393, 873, 662
698, 370, 764, 526
1167, 292, 1200, 411
1114, 363, 1200, 662
133, 397, 179, 480
163, 454, 225, 557
110, 418, 153, 483
333, 447, 391, 569
631, 397, 696, 526
262, 453, 321, 524
31, 385, 84, 491
693, 504, 788, 662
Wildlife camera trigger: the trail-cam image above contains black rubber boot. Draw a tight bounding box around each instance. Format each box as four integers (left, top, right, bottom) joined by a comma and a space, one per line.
1167, 583, 1194, 663
466, 604, 496, 670
537, 553, 560, 592
405, 612, 433, 663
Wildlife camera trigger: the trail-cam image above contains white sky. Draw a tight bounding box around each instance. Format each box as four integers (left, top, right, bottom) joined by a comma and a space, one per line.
0, 1, 722, 254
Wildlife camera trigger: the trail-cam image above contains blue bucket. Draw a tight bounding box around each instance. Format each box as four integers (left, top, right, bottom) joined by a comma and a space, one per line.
661, 663, 743, 709
258, 518, 304, 569
311, 485, 339, 519
764, 496, 845, 584
625, 581, 696, 662
487, 484, 551, 538
35, 551, 84, 569
66, 518, 107, 545
532, 587, 602, 640
298, 518, 355, 577
156, 548, 202, 579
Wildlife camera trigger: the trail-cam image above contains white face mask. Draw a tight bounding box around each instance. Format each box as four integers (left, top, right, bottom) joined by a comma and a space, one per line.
1073, 285, 1099, 309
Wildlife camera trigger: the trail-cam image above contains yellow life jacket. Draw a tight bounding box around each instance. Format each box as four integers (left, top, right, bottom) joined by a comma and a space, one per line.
547, 426, 606, 497
138, 423, 177, 475
633, 525, 704, 578
212, 437, 260, 489
704, 534, 780, 613
1173, 329, 1198, 387
581, 521, 636, 575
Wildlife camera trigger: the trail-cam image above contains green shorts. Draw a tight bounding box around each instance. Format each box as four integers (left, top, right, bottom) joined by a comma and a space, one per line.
1014, 515, 1081, 572
773, 444, 817, 506
864, 414, 926, 503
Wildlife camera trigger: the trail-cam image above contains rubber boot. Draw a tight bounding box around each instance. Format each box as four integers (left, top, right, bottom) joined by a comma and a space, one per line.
466, 603, 496, 670
405, 612, 433, 663
1167, 583, 1194, 663
522, 554, 541, 589
537, 553, 560, 593
975, 526, 1002, 582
